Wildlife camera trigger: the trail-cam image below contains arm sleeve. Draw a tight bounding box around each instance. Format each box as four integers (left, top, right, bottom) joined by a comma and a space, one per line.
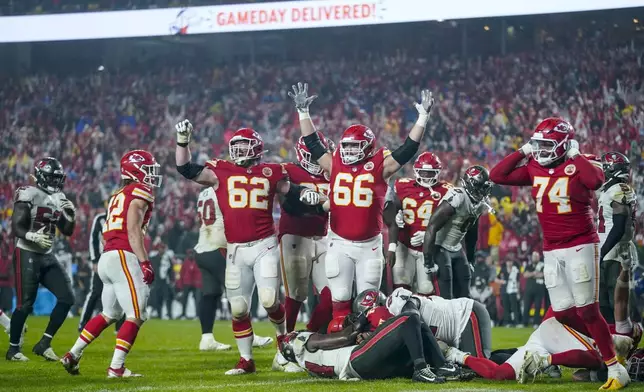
572, 155, 605, 191
600, 213, 627, 260
89, 214, 105, 262
464, 219, 479, 263
489, 151, 532, 186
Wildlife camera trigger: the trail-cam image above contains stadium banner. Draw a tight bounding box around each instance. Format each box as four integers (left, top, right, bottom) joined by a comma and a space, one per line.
0, 0, 641, 43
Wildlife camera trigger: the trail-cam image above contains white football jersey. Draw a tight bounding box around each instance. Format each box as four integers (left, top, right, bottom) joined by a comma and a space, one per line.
598, 182, 637, 263
435, 187, 486, 252
292, 332, 357, 380
14, 186, 66, 254
386, 288, 473, 347
194, 187, 226, 253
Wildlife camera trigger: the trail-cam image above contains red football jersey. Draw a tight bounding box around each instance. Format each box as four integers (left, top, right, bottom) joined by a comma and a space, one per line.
329, 147, 389, 241
366, 306, 393, 331
103, 183, 154, 254
394, 179, 452, 251
205, 159, 285, 244
278, 163, 329, 240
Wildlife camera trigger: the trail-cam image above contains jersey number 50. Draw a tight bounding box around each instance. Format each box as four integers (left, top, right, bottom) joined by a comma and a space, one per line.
533, 177, 571, 214
333, 173, 374, 208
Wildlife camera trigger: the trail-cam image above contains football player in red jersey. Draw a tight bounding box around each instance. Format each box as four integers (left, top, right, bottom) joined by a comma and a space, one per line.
383, 152, 452, 296
289, 82, 435, 321
489, 117, 630, 390
175, 121, 323, 375
61, 150, 160, 378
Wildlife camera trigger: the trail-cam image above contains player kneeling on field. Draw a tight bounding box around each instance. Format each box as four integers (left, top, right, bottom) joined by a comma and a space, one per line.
61, 150, 161, 378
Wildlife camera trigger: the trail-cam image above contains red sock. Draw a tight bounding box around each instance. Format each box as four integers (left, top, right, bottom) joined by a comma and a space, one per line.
465, 356, 515, 380
551, 350, 602, 369
576, 303, 617, 366
307, 287, 333, 332
80, 315, 109, 344
267, 304, 286, 336
552, 308, 590, 336
232, 315, 253, 339
284, 297, 302, 333
110, 321, 140, 369
331, 300, 352, 319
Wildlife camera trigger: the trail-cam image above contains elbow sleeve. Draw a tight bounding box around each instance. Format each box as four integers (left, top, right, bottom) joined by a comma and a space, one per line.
176, 162, 204, 180
303, 132, 328, 161
391, 137, 420, 166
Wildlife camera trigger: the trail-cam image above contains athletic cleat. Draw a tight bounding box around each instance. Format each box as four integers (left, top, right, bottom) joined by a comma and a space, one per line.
252, 335, 273, 348
6, 347, 29, 362
32, 341, 59, 361
518, 351, 549, 383
199, 338, 231, 351
107, 366, 143, 378
600, 364, 630, 390
60, 352, 81, 375
432, 363, 462, 381
612, 335, 633, 366
225, 357, 256, 375
272, 352, 303, 373
412, 366, 445, 383
544, 364, 562, 378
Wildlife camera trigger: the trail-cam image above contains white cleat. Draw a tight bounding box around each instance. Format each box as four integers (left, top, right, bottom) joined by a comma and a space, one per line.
518, 351, 549, 384
7, 352, 29, 362
272, 351, 304, 373
444, 346, 467, 365
107, 366, 143, 378
253, 334, 274, 348
611, 335, 633, 365
600, 363, 630, 390
35, 347, 59, 362
199, 339, 232, 351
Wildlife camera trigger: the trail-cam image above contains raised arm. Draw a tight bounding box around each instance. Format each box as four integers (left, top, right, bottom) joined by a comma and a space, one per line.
289, 83, 332, 174
175, 119, 219, 186
567, 148, 604, 190
488, 148, 532, 186
383, 90, 434, 179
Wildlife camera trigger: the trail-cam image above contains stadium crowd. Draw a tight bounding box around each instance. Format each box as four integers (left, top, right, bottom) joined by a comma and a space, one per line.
0, 23, 643, 324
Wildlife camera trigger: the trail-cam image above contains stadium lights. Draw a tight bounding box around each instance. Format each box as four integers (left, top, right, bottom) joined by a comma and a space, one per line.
634, 18, 639, 24
484, 25, 490, 31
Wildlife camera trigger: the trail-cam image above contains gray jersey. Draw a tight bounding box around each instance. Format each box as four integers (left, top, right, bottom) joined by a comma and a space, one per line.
293, 332, 357, 380
435, 187, 486, 252
598, 182, 638, 264
14, 186, 65, 254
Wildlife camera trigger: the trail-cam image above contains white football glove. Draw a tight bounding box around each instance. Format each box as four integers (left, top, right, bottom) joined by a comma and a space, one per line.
25, 226, 53, 249
300, 189, 320, 205
59, 199, 76, 221
176, 119, 193, 145
288, 82, 318, 113
395, 210, 405, 228
410, 231, 425, 247
519, 142, 533, 156
414, 89, 434, 126
566, 139, 580, 159
425, 263, 439, 275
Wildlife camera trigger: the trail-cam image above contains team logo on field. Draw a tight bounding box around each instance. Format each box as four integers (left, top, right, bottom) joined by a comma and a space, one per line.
364, 162, 374, 171
262, 167, 273, 177
564, 164, 576, 175
431, 191, 441, 200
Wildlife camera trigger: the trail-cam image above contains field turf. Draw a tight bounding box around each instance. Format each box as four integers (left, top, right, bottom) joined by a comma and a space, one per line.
0, 317, 622, 392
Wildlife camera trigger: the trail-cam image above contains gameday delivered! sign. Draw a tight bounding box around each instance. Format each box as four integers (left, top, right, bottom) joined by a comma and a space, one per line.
0, 0, 641, 42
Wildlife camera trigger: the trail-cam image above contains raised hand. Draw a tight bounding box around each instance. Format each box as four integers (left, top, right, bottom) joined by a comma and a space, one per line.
288, 82, 318, 113
176, 119, 193, 145
414, 89, 435, 115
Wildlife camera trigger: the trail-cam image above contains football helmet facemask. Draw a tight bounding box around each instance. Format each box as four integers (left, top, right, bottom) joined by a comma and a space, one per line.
34, 157, 66, 193
414, 152, 443, 188
229, 128, 264, 165
339, 124, 375, 165
530, 117, 575, 166
120, 150, 162, 187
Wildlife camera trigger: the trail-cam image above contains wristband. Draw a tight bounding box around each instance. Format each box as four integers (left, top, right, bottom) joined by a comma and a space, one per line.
298, 111, 311, 120
177, 142, 188, 147
415, 113, 429, 127
388, 243, 397, 252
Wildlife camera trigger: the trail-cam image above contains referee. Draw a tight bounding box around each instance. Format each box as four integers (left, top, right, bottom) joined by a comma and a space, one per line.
77, 211, 106, 331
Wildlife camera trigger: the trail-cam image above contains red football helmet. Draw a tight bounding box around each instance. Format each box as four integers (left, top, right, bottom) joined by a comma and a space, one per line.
229, 128, 264, 165
327, 316, 345, 334
530, 117, 575, 166
120, 150, 162, 187
295, 133, 329, 175
414, 152, 443, 188
339, 124, 375, 165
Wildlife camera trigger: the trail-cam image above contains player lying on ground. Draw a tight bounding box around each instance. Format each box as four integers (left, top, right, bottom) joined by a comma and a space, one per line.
291, 82, 435, 320
61, 150, 161, 377
383, 152, 452, 297
175, 120, 324, 375
386, 287, 492, 359
7, 157, 76, 362
489, 117, 630, 390
279, 304, 474, 383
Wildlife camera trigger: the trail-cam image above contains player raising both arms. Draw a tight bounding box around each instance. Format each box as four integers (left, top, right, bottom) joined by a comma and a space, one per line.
289, 82, 434, 320
61, 150, 160, 377
489, 118, 630, 390
7, 157, 76, 362
383, 152, 452, 296
175, 121, 322, 375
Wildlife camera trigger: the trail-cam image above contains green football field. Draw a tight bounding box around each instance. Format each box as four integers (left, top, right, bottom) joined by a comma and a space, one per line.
0, 317, 624, 392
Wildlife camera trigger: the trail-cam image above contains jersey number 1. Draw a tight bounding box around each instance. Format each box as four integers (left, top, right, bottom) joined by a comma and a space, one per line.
104, 192, 126, 232
533, 177, 571, 214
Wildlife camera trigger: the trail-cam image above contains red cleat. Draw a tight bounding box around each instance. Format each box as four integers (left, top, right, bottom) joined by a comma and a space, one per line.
225, 357, 256, 375
107, 366, 142, 378
60, 352, 81, 376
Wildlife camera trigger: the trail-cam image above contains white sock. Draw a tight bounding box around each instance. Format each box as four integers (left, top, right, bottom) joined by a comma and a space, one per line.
236, 336, 253, 361
201, 333, 214, 341
0, 310, 10, 330
615, 319, 633, 335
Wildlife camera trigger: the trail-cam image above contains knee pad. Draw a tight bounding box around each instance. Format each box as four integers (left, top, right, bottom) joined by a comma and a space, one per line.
225, 265, 241, 290
361, 258, 383, 286
102, 308, 125, 321
229, 296, 249, 318
258, 287, 277, 309
330, 286, 351, 302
